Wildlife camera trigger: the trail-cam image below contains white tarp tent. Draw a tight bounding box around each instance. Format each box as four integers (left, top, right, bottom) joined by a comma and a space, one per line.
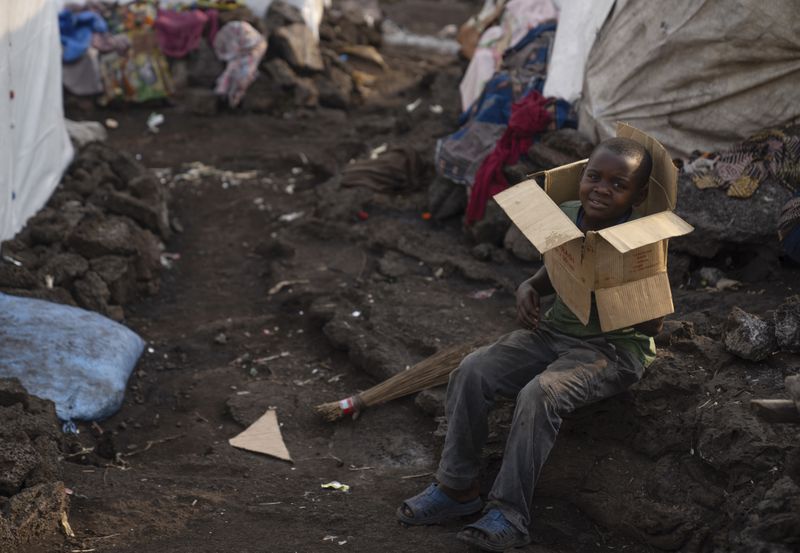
544, 0, 800, 158
0, 0, 73, 243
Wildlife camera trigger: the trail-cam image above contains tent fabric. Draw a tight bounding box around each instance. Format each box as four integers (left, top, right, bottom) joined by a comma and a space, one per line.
577, 0, 800, 158
541, 0, 614, 104
0, 0, 73, 243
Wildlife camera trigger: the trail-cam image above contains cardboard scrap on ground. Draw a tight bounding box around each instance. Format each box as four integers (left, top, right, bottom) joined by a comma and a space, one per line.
229, 409, 292, 462
494, 123, 694, 332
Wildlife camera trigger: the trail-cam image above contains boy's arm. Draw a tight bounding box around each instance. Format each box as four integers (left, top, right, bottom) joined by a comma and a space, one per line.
516, 265, 555, 329
633, 317, 664, 336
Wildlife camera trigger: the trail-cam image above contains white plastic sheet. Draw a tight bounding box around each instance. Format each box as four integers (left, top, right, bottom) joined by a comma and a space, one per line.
578, 0, 800, 157
243, 0, 330, 39
541, 0, 614, 104
0, 0, 73, 242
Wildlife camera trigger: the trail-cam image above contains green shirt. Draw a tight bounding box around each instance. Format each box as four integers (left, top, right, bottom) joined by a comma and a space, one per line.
542, 201, 657, 367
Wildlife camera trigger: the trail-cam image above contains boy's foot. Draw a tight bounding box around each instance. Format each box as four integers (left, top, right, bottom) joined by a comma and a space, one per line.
456, 509, 531, 551
396, 483, 483, 526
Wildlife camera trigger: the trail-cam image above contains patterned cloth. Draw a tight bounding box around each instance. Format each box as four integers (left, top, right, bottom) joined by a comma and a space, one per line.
435, 23, 575, 188
683, 128, 800, 198
213, 21, 267, 107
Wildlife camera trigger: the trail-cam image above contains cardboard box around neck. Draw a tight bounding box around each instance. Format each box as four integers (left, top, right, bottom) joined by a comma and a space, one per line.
494, 123, 694, 332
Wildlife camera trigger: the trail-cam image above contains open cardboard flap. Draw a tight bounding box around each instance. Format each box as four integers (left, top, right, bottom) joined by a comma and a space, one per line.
229, 409, 292, 462
493, 179, 583, 252
494, 122, 694, 332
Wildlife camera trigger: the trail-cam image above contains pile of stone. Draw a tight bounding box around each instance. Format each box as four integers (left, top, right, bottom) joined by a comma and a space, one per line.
724, 296, 800, 361
0, 143, 169, 321
184, 1, 385, 115
0, 378, 67, 552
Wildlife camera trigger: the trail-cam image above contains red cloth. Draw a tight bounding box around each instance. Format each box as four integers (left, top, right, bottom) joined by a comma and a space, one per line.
154, 9, 218, 59
466, 91, 553, 224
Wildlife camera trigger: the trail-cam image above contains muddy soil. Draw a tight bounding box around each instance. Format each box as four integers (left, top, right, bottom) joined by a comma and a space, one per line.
11, 3, 797, 553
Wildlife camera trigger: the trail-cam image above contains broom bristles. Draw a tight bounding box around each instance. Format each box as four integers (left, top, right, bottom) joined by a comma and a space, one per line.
314, 339, 483, 421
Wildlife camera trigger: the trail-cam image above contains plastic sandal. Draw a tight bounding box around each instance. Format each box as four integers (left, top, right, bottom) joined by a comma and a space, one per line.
456, 509, 531, 551
396, 483, 483, 526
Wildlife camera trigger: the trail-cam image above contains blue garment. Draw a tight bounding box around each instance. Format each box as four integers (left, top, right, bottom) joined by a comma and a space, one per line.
435, 23, 576, 186
59, 10, 108, 63
780, 191, 800, 263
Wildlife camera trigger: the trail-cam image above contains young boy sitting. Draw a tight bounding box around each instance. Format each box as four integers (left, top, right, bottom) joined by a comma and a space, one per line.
397, 137, 664, 551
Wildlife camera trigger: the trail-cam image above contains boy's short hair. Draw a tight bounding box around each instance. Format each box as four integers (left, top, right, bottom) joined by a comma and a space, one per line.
594, 137, 653, 189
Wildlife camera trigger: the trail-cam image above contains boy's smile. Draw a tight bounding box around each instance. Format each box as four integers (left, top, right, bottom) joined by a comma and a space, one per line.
578, 148, 648, 230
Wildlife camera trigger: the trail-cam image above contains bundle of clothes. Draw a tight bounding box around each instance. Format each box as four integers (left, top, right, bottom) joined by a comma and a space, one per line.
434, 0, 576, 224
59, 0, 267, 106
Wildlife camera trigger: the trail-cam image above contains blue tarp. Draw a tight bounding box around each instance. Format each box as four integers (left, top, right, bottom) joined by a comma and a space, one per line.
59, 10, 107, 63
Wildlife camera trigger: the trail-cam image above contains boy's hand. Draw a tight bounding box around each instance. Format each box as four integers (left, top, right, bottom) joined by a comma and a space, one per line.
634, 317, 664, 336
516, 280, 541, 329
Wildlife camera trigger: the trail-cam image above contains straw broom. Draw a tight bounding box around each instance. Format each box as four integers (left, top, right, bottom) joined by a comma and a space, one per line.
314, 340, 483, 422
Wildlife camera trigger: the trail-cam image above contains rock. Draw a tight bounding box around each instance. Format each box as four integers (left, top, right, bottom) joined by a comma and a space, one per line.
503, 224, 540, 262
72, 271, 111, 314
672, 176, 793, 258
469, 199, 510, 246
0, 432, 41, 495
540, 128, 595, 159
666, 251, 691, 286
501, 160, 536, 186
253, 238, 295, 259
2, 287, 77, 307
723, 307, 777, 361
654, 320, 695, 347
0, 263, 38, 289
415, 386, 446, 417
376, 251, 414, 279
263, 58, 299, 89
273, 24, 324, 72
68, 216, 137, 258
293, 76, 319, 107
242, 75, 282, 112
0, 482, 68, 551
37, 253, 88, 286
527, 142, 579, 169
90, 256, 135, 305
471, 243, 494, 262
315, 65, 353, 110
187, 41, 225, 88
89, 143, 148, 184
264, 0, 304, 29
105, 190, 171, 239
0, 379, 31, 409
774, 295, 800, 352
697, 266, 725, 287
183, 88, 218, 115
428, 176, 467, 220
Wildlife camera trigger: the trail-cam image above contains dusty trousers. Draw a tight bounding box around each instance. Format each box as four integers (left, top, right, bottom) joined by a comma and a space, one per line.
435, 325, 644, 535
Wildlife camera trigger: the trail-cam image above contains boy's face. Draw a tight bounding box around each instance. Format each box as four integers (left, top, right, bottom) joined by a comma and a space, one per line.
578, 148, 648, 226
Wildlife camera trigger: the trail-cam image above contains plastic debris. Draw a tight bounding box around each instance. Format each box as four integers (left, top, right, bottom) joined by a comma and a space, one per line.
469, 288, 497, 300
356, 210, 369, 221
268, 279, 309, 295
429, 104, 444, 114
369, 143, 388, 159
351, 310, 361, 318
147, 112, 165, 133
406, 98, 422, 112
278, 211, 305, 223
421, 212, 432, 220
321, 481, 350, 492
105, 118, 119, 129
160, 252, 180, 269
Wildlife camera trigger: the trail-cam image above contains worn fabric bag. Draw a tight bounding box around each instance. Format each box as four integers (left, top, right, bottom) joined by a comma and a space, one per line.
0, 293, 144, 421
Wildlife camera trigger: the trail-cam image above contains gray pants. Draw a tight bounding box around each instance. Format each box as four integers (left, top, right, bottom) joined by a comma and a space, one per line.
435, 325, 644, 535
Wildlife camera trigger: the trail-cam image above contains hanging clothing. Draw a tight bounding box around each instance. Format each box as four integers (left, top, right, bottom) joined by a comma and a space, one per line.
213, 21, 267, 107
154, 8, 219, 59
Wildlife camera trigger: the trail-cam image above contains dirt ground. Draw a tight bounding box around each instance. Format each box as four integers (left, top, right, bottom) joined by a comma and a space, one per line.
11, 2, 798, 553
